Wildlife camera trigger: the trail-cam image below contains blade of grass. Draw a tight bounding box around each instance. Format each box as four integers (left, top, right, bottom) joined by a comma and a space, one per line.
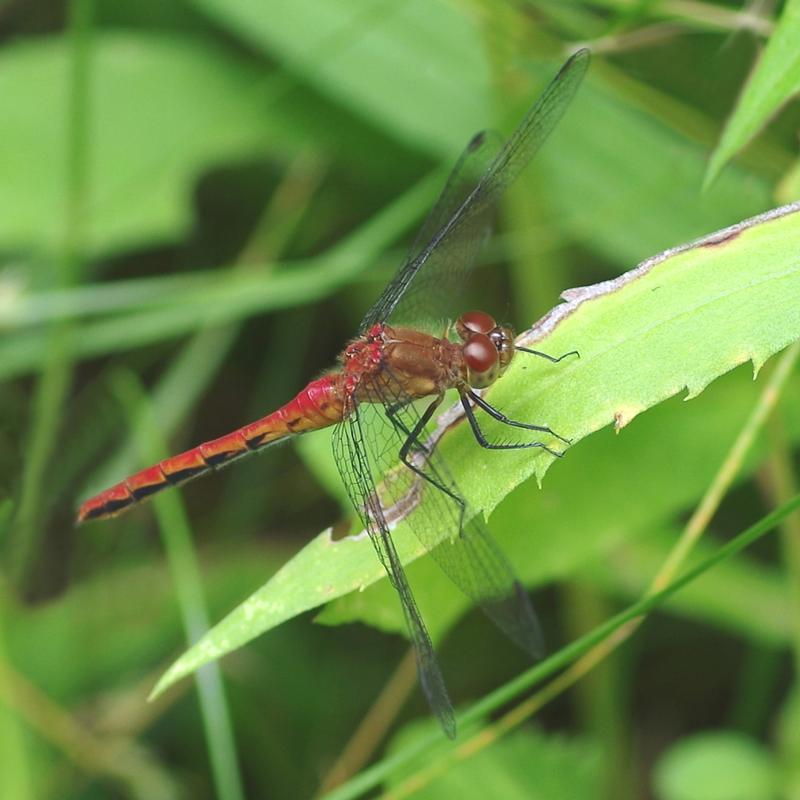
111, 369, 244, 800
9, 0, 93, 584
1, 271, 220, 327
323, 490, 800, 800
0, 622, 172, 796
762, 412, 800, 672
705, 0, 800, 187
2, 169, 443, 384
653, 340, 800, 592
0, 586, 33, 800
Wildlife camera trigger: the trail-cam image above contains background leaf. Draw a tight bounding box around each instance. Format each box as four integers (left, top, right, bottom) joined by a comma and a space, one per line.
4, 4, 800, 796
705, 0, 800, 186
653, 730, 778, 800
0, 34, 299, 256
386, 724, 601, 799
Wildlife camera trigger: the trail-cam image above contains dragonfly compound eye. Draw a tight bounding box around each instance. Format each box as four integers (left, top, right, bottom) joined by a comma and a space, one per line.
463, 333, 500, 388
491, 326, 516, 372
456, 310, 497, 340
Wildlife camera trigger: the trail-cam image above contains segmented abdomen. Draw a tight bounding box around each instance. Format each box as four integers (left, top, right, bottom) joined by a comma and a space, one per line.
76, 375, 345, 524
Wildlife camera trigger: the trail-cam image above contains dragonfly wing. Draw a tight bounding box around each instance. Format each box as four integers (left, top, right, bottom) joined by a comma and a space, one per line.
364, 130, 502, 332
371, 374, 544, 657
361, 48, 590, 332
331, 399, 456, 738
406, 129, 502, 265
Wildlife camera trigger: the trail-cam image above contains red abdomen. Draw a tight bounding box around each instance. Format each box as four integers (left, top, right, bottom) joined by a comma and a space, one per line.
77, 376, 345, 523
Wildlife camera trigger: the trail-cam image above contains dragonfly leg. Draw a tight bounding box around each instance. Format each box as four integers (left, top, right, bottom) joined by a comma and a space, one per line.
388, 395, 469, 535
461, 392, 565, 457
385, 399, 433, 457
466, 390, 571, 445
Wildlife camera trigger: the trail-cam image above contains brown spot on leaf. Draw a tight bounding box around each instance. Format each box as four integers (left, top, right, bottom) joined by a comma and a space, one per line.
614, 404, 644, 431
702, 229, 741, 248
330, 515, 355, 541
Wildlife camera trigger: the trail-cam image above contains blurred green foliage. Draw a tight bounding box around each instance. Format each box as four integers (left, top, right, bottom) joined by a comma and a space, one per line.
1, 1, 799, 799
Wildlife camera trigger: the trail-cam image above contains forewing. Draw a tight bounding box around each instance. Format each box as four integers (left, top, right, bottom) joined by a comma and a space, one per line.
360, 48, 590, 333
407, 131, 501, 266
371, 130, 502, 332
331, 398, 456, 738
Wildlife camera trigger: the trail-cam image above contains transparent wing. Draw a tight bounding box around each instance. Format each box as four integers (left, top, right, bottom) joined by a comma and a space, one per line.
360, 48, 590, 333
336, 365, 543, 664
368, 371, 544, 657
406, 130, 502, 266
376, 129, 502, 332
331, 399, 456, 738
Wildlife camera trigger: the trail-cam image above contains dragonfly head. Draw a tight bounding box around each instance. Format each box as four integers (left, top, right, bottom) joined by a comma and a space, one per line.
456, 310, 515, 389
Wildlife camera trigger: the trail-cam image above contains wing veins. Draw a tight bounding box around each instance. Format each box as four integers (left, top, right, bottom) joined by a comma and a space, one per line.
360, 48, 590, 331
332, 397, 456, 738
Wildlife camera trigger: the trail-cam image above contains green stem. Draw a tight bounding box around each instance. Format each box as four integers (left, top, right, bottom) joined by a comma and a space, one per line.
322, 491, 800, 800
10, 0, 93, 583
112, 370, 245, 800
0, 504, 33, 798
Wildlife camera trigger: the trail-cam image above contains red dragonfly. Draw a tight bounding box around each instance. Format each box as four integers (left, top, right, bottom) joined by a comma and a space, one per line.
78, 49, 589, 737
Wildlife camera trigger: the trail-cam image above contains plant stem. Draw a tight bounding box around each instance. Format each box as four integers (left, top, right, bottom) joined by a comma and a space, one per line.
10, 0, 93, 584
112, 371, 245, 800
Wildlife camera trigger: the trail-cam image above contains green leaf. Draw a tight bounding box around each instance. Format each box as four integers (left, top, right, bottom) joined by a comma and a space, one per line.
151, 202, 800, 697
188, 0, 773, 268
705, 0, 800, 186
386, 725, 600, 800
537, 68, 771, 267
321, 363, 800, 643
0, 33, 296, 256
189, 0, 490, 155
777, 156, 800, 204
776, 688, 800, 796
585, 529, 794, 646
0, 172, 441, 380
653, 731, 778, 800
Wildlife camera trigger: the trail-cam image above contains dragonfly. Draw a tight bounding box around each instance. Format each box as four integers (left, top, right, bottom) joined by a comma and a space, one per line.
78, 49, 590, 738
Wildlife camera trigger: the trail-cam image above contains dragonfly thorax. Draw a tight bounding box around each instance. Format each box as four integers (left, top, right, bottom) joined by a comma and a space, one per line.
456, 311, 515, 389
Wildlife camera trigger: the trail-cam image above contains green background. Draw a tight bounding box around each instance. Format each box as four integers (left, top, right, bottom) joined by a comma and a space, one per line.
1, 1, 799, 798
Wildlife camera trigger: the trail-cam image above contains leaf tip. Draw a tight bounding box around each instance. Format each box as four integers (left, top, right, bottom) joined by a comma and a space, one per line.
149, 641, 217, 701
702, 156, 724, 193
751, 353, 768, 380
148, 672, 173, 702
